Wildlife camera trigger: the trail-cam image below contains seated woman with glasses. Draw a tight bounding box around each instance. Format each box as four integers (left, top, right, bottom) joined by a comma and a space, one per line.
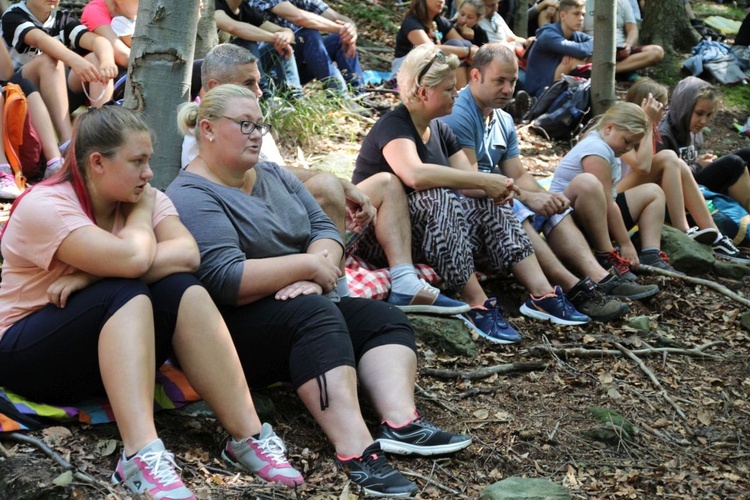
166, 83, 471, 498
351, 44, 590, 346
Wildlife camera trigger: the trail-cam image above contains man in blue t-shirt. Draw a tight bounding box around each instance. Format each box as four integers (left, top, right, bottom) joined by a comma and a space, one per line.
440, 43, 659, 321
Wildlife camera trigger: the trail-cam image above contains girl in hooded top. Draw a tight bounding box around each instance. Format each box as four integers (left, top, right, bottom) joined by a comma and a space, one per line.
618, 77, 749, 263
657, 76, 750, 214
0, 106, 302, 499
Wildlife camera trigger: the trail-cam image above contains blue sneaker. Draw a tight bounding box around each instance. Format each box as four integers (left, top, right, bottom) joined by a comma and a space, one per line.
520, 286, 591, 325
388, 280, 470, 315
460, 298, 522, 344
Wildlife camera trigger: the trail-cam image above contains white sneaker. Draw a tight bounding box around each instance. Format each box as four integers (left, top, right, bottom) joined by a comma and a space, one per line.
0, 171, 21, 199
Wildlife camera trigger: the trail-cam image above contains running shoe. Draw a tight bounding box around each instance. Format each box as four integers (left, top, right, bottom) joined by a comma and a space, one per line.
112, 438, 195, 500
376, 411, 472, 456
520, 285, 591, 325
337, 442, 417, 497
222, 422, 304, 487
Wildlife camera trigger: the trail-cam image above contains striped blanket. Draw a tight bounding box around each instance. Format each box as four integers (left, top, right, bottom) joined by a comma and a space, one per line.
0, 363, 199, 432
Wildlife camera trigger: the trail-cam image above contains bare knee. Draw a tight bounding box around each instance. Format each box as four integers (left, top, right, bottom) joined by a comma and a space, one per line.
636, 182, 666, 204
304, 172, 345, 215
357, 172, 405, 208
567, 173, 604, 203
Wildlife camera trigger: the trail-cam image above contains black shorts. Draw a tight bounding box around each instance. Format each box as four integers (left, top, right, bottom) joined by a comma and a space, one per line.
615, 191, 636, 230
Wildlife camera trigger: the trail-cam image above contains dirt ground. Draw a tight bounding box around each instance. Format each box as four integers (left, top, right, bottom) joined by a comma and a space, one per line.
2, 1, 750, 499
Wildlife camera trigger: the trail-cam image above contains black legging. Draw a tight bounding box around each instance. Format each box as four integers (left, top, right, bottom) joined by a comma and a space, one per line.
693, 148, 750, 195
0, 274, 199, 404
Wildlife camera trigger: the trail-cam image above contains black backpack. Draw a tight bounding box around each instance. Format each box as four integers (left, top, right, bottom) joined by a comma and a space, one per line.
526, 75, 592, 141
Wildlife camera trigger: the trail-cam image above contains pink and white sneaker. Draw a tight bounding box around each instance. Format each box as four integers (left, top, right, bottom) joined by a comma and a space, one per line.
112, 438, 195, 500
222, 422, 304, 487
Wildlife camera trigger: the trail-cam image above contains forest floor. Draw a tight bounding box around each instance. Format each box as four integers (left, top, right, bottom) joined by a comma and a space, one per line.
2, 1, 750, 499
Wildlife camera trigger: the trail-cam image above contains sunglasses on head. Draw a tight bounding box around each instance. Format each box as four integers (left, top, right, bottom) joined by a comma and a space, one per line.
417, 51, 446, 86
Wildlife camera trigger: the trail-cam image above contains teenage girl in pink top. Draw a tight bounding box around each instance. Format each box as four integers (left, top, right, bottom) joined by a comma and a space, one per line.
0, 107, 302, 498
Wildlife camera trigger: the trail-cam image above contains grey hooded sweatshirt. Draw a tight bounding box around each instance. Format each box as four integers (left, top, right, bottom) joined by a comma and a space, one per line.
656, 76, 712, 175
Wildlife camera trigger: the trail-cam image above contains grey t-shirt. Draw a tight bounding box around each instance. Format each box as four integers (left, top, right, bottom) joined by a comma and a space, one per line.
550, 131, 619, 197
165, 163, 342, 305
583, 0, 635, 48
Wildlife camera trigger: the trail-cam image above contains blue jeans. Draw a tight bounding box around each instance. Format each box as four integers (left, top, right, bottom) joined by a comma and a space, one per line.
295, 28, 358, 93
231, 38, 303, 97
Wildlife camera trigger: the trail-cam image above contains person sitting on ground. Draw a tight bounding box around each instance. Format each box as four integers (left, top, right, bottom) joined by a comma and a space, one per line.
1, 0, 117, 144
0, 38, 64, 185
524, 0, 591, 98
478, 0, 533, 49
730, 9, 750, 69
527, 0, 559, 37
619, 78, 748, 263
582, 0, 663, 79
392, 0, 479, 88
657, 77, 750, 216
214, 0, 303, 99
353, 44, 592, 346
0, 106, 304, 498
80, 0, 138, 71
550, 102, 677, 275
439, 43, 658, 322
248, 0, 364, 98
182, 44, 463, 314
167, 84, 472, 497
453, 0, 489, 48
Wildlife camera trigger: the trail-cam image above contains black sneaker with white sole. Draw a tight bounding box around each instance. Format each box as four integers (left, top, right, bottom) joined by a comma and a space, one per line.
376, 413, 472, 456
712, 235, 750, 264
337, 442, 417, 498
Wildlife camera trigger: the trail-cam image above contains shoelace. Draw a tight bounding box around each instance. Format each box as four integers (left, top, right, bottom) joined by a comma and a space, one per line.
719, 236, 741, 253
360, 450, 394, 476
0, 172, 16, 188
608, 250, 632, 275
411, 416, 440, 432
253, 434, 288, 464
657, 250, 670, 263
139, 450, 181, 485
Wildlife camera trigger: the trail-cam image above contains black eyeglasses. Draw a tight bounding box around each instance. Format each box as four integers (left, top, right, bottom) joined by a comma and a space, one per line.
219, 115, 272, 136
417, 51, 446, 86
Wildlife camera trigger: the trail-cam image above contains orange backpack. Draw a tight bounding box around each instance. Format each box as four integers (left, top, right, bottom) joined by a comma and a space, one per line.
3, 83, 43, 191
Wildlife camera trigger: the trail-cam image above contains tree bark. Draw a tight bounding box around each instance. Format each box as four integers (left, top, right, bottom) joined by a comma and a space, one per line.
124, 0, 200, 189
640, 0, 699, 52
591, 0, 616, 117
514, 0, 528, 38
194, 1, 218, 60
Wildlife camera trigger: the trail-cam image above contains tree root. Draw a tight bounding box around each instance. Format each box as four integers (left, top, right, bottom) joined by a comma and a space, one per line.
402, 471, 469, 498
526, 342, 725, 360
639, 263, 750, 308
612, 342, 686, 420
421, 361, 548, 380
0, 432, 118, 495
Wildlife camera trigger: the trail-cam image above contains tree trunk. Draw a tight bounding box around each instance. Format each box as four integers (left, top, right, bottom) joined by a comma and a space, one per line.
194, 1, 218, 60
591, 0, 616, 117
640, 0, 699, 52
124, 0, 200, 189
514, 0, 528, 38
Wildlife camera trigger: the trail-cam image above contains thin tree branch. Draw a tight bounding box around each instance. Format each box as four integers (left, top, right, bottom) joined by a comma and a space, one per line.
421, 362, 548, 380
639, 263, 750, 308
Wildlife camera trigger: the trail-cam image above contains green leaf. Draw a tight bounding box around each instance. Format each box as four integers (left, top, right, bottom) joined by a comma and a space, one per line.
587, 406, 636, 436
52, 471, 73, 487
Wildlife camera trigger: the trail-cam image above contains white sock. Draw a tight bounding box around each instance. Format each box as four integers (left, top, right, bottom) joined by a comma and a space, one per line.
390, 264, 424, 295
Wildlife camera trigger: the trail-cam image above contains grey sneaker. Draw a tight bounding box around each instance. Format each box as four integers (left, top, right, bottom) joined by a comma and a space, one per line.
640, 249, 683, 274
112, 439, 195, 500
566, 277, 629, 322
597, 273, 659, 299
711, 235, 750, 264
222, 422, 304, 487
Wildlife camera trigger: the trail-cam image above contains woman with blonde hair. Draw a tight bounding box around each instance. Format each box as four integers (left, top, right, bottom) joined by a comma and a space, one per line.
0, 106, 302, 498
352, 44, 591, 346
550, 102, 676, 275
618, 78, 748, 263
167, 83, 471, 498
